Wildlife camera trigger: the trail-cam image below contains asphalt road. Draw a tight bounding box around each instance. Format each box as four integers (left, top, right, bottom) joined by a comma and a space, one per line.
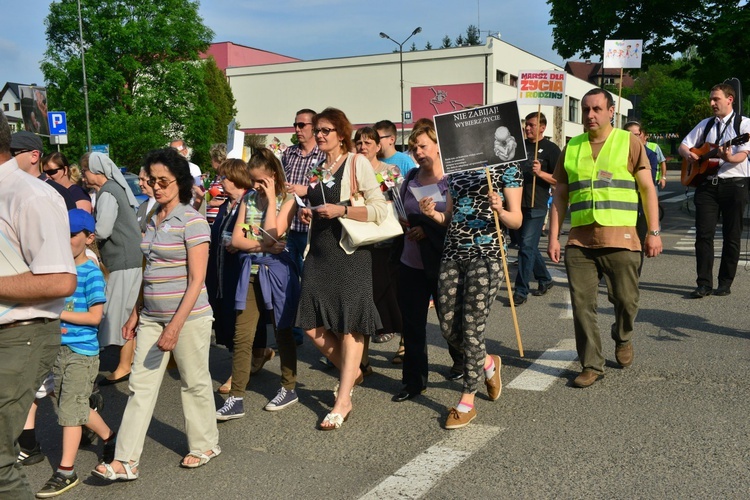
22, 186, 750, 499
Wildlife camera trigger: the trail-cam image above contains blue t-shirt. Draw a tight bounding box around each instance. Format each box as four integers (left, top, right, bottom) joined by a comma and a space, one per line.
382, 151, 417, 177
61, 260, 107, 356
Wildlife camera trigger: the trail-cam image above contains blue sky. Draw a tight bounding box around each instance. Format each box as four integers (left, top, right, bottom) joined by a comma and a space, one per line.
3, 0, 567, 87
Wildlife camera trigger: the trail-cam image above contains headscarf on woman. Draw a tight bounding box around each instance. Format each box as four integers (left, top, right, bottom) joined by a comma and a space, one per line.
87, 152, 139, 209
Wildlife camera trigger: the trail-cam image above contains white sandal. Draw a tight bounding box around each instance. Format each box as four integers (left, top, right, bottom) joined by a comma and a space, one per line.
319, 411, 350, 431
92, 461, 139, 481
180, 445, 222, 468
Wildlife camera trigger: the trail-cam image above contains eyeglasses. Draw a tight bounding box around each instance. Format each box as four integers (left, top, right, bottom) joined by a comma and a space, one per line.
147, 177, 177, 189
43, 167, 64, 176
11, 149, 31, 157
293, 122, 312, 129
378, 135, 393, 140
313, 127, 336, 137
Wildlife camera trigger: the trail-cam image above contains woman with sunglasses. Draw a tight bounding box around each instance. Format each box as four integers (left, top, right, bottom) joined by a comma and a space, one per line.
94, 147, 220, 480
297, 108, 388, 430
80, 152, 142, 386
42, 152, 92, 213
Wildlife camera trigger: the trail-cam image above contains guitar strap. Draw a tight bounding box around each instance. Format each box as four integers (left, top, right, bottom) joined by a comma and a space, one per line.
699, 113, 735, 147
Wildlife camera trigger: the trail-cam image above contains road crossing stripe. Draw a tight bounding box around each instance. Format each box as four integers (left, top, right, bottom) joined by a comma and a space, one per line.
359, 425, 504, 499
560, 290, 573, 319
661, 193, 694, 203
506, 339, 578, 392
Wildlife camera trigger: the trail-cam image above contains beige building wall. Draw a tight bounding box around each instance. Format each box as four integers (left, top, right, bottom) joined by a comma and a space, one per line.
226, 36, 632, 147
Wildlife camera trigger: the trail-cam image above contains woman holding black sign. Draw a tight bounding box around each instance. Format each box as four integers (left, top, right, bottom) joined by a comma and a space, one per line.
420, 151, 522, 429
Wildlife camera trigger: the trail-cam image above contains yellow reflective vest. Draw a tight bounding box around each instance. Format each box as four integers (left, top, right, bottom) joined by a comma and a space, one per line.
564, 129, 638, 227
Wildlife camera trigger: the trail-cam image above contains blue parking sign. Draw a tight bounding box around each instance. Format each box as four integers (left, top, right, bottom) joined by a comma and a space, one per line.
48, 112, 67, 136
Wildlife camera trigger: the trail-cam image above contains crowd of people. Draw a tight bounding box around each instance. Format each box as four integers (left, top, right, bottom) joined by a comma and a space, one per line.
2, 81, 748, 498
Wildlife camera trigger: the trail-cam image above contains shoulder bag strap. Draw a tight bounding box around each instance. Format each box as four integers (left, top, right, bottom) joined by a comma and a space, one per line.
349, 153, 361, 200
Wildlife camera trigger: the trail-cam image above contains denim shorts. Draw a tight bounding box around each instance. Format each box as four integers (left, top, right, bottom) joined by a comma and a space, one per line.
51, 346, 99, 426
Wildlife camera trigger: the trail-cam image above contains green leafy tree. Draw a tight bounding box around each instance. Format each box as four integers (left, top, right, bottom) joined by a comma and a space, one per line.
42, 0, 219, 169
199, 56, 237, 166
441, 35, 452, 49
410, 42, 417, 52
455, 34, 465, 47
466, 24, 481, 45
425, 41, 433, 50
626, 63, 706, 135
547, 1, 750, 89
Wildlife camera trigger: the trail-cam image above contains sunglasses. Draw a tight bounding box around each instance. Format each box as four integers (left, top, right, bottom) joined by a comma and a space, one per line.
313, 127, 336, 137
43, 167, 64, 176
147, 178, 177, 189
293, 122, 312, 129
11, 149, 32, 157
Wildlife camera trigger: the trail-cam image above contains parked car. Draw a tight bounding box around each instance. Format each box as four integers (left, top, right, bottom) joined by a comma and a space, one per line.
122, 172, 149, 207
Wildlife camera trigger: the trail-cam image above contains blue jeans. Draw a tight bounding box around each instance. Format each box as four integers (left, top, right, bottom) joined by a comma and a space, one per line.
514, 208, 551, 298
286, 230, 308, 344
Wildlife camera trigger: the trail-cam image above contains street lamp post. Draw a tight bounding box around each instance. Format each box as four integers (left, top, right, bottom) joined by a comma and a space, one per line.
379, 27, 422, 149
77, 0, 92, 152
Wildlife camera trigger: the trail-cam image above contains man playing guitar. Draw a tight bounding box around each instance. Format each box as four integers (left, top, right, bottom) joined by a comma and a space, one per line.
679, 82, 750, 298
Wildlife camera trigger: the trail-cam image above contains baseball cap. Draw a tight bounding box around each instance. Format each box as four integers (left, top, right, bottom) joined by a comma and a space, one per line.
68, 209, 96, 234
10, 131, 44, 154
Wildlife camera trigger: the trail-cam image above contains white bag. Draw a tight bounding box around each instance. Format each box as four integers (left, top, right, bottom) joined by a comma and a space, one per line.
338, 157, 404, 254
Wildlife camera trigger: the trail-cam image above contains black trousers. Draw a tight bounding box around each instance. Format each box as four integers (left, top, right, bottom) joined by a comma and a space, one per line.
399, 264, 462, 392
693, 178, 749, 288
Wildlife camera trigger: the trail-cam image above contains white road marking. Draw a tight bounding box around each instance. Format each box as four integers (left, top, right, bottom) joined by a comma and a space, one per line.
359, 425, 504, 499
506, 339, 578, 391
560, 290, 573, 319
661, 193, 694, 203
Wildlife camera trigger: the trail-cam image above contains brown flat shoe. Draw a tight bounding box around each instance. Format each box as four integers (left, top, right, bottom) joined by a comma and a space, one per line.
444, 407, 476, 429
573, 369, 603, 388
250, 348, 275, 374
218, 377, 232, 395
615, 344, 633, 368
484, 355, 502, 401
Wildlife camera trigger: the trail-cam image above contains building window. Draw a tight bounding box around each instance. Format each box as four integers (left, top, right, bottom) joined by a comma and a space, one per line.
509, 75, 518, 87
603, 76, 615, 86
14, 103, 20, 111
496, 70, 507, 84
2, 103, 8, 112
568, 97, 579, 123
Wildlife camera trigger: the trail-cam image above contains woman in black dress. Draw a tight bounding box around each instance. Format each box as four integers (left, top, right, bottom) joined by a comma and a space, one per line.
297, 108, 388, 430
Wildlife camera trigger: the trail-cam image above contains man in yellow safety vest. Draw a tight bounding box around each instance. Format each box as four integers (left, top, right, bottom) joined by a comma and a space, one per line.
547, 88, 662, 388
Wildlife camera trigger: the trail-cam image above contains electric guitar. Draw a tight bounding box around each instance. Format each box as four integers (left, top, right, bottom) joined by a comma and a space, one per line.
681, 133, 750, 187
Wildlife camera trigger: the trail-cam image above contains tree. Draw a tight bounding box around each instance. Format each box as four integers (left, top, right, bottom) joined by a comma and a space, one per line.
42, 0, 222, 169
410, 42, 417, 52
547, 1, 750, 90
425, 41, 433, 50
624, 62, 706, 136
441, 35, 452, 49
466, 24, 481, 45
199, 57, 237, 167
455, 34, 465, 47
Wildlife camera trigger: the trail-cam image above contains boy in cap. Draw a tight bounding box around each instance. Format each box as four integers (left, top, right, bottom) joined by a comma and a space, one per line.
36, 209, 116, 498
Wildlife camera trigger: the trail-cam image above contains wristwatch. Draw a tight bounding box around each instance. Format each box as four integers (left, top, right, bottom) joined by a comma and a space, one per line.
648, 230, 660, 236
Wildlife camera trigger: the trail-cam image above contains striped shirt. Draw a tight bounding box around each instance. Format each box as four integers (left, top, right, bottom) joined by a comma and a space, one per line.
140, 203, 212, 321
60, 260, 107, 356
